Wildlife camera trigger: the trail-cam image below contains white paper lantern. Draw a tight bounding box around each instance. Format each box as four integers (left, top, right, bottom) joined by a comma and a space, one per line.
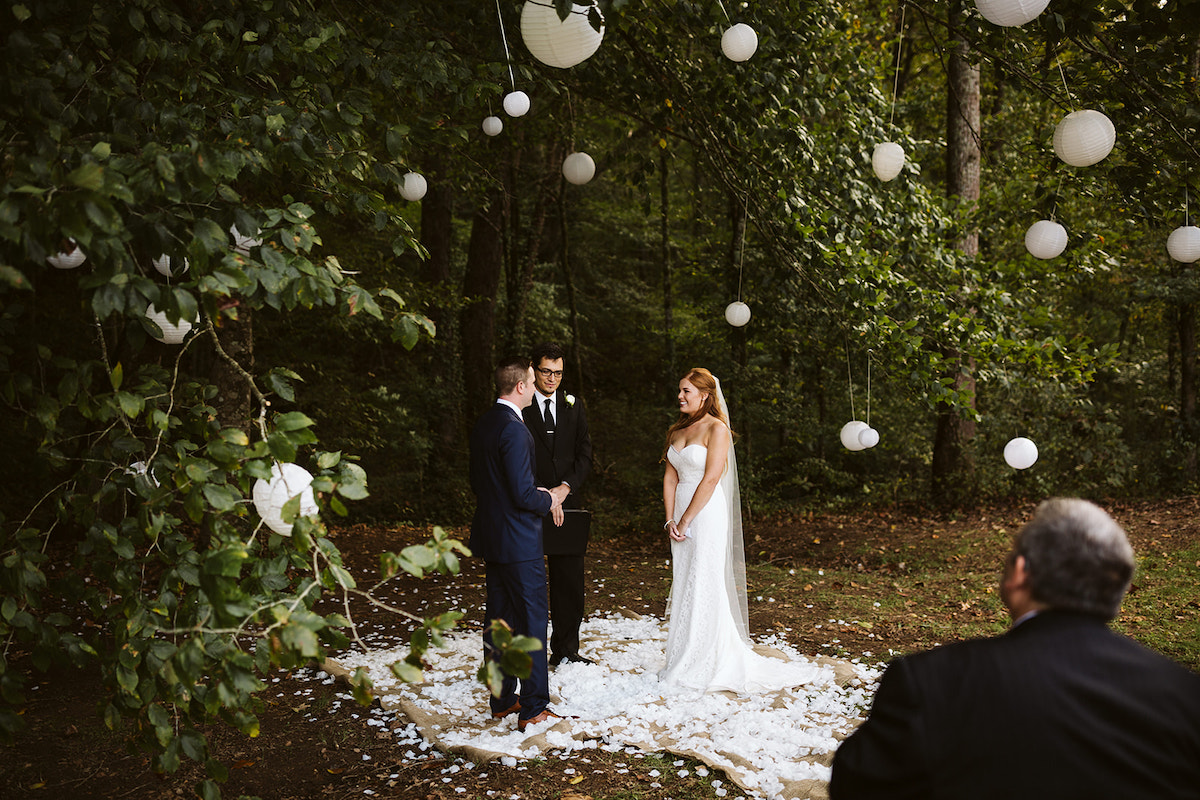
724, 301, 751, 327
126, 460, 160, 494
562, 152, 596, 185
152, 254, 189, 277
1167, 225, 1200, 263
1024, 220, 1068, 259
229, 224, 262, 255
974, 0, 1050, 27
503, 90, 531, 118
482, 116, 504, 137
840, 420, 870, 451
721, 23, 758, 62
399, 172, 428, 202
47, 239, 87, 270
858, 427, 880, 449
252, 463, 319, 537
1053, 110, 1116, 167
871, 142, 905, 181
144, 304, 194, 345
520, 0, 604, 68
1004, 437, 1039, 470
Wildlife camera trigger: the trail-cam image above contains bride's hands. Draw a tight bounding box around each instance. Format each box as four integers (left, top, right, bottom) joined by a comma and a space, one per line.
667, 520, 688, 542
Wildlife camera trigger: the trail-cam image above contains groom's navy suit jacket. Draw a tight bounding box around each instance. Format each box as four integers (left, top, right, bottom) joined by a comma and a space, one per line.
830, 610, 1200, 800
469, 402, 552, 564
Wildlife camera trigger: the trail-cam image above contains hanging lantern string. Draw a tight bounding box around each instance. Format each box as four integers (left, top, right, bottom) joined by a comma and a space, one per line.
1056, 51, 1074, 110
865, 352, 872, 427
1051, 175, 1064, 220
845, 341, 856, 421
889, 5, 907, 128
495, 0, 517, 92
715, 0, 731, 23
736, 220, 746, 302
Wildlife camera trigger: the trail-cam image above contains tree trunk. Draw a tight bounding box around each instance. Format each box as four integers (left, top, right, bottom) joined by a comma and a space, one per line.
660, 149, 675, 388
728, 194, 749, 456
931, 0, 981, 505
558, 176, 585, 395
1179, 299, 1197, 482
460, 190, 505, 421
419, 158, 461, 465
506, 147, 555, 353
209, 305, 254, 433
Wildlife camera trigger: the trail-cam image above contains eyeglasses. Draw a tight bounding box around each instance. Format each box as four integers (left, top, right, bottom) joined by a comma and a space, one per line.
536, 368, 564, 378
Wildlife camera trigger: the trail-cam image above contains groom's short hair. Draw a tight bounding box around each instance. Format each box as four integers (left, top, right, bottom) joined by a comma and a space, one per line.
494, 356, 532, 396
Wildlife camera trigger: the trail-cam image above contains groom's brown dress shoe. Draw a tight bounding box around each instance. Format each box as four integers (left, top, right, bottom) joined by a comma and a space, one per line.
491, 701, 521, 719
517, 708, 575, 732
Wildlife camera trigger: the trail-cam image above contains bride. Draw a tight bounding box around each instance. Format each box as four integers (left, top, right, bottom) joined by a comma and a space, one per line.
660, 368, 818, 693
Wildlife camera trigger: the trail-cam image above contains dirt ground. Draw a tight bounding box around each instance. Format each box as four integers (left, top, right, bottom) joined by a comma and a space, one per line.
2, 498, 1198, 800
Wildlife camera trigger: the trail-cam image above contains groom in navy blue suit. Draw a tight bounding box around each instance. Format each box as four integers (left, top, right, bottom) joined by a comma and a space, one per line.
469, 357, 565, 731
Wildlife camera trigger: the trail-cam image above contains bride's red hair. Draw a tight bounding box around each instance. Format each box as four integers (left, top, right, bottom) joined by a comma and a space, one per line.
662, 368, 732, 459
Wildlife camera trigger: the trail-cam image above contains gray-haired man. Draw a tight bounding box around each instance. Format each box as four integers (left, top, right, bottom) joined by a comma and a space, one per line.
831, 498, 1200, 799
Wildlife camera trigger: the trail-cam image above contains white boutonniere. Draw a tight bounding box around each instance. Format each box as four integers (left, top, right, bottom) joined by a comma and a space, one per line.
565, 394, 576, 407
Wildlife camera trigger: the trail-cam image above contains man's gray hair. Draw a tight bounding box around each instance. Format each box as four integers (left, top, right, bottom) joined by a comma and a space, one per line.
1015, 498, 1135, 620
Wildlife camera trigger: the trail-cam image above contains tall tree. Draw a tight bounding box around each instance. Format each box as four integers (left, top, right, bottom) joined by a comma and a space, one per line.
932, 0, 982, 503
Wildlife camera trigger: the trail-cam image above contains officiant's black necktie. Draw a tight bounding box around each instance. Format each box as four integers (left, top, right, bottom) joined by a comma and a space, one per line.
544, 398, 555, 435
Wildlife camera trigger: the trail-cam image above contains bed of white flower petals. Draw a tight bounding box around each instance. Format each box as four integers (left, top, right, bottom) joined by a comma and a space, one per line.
331, 611, 883, 800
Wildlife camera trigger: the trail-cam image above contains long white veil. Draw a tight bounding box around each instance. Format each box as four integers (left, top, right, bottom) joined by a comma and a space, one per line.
713, 376, 751, 643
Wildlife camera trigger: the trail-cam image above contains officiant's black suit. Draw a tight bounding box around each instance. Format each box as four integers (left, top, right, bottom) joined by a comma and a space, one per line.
830, 609, 1200, 800
522, 394, 592, 663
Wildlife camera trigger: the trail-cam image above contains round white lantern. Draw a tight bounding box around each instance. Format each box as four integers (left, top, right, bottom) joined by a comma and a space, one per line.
721, 23, 758, 62
724, 301, 751, 327
1003, 437, 1039, 470
1167, 225, 1200, 263
858, 427, 880, 449
562, 152, 596, 185
520, 0, 604, 69
482, 115, 504, 137
47, 239, 87, 270
144, 304, 194, 345
152, 254, 189, 277
252, 463, 319, 537
974, 0, 1050, 27
840, 420, 870, 451
230, 224, 262, 255
126, 460, 160, 494
503, 91, 531, 118
1053, 110, 1116, 167
872, 142, 905, 181
1024, 220, 1068, 259
399, 172, 428, 202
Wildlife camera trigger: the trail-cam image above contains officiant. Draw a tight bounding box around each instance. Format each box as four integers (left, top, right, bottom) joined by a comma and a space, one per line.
522, 342, 595, 667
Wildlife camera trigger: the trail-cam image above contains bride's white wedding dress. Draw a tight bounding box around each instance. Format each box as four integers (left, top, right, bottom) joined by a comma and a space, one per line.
660, 443, 820, 694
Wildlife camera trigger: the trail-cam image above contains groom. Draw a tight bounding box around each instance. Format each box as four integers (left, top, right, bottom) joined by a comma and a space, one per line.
469, 357, 565, 731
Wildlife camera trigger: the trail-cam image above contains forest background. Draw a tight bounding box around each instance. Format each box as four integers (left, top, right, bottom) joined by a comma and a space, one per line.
2, 0, 1199, 794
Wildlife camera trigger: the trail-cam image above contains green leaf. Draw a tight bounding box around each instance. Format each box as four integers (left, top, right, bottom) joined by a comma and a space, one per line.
389, 660, 423, 683
13, 5, 31, 22
316, 451, 341, 469
204, 547, 247, 578
117, 391, 144, 418
201, 483, 241, 512
274, 411, 314, 431
91, 141, 112, 160
109, 362, 123, 391
67, 163, 104, 191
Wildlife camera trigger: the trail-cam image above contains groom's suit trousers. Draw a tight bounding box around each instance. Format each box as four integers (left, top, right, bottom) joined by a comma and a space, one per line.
483, 557, 550, 719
